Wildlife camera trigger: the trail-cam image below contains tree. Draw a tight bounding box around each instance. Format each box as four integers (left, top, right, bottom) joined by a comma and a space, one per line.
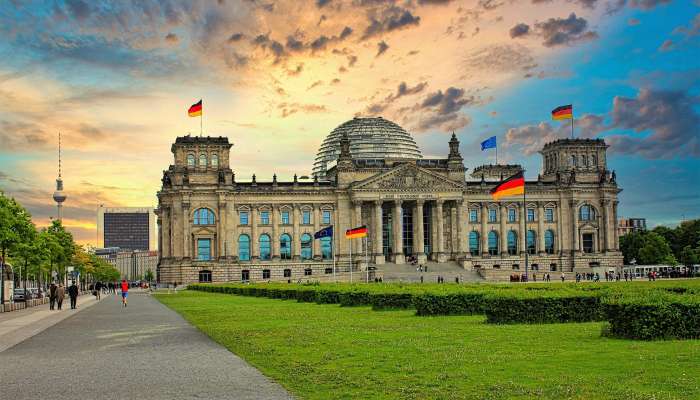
144, 268, 154, 283
638, 232, 674, 265
679, 244, 700, 267
620, 231, 646, 264
0, 192, 35, 302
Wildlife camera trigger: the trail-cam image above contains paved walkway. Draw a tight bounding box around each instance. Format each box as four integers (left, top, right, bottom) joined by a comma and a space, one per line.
0, 291, 292, 400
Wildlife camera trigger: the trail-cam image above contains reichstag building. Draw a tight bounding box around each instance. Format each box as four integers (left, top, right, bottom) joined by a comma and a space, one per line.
156, 117, 623, 283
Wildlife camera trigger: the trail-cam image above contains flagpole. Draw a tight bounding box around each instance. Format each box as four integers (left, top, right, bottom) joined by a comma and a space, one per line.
332, 230, 336, 282
523, 171, 529, 282
495, 141, 498, 165
570, 116, 574, 139
349, 234, 353, 283
200, 107, 203, 137
365, 235, 369, 283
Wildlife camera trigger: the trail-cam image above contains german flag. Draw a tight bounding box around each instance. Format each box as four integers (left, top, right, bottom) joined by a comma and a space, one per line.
188, 100, 202, 117
490, 171, 525, 200
551, 104, 572, 120
346, 226, 368, 239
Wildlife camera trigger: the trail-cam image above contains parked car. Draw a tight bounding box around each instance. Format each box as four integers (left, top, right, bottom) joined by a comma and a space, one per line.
13, 288, 27, 302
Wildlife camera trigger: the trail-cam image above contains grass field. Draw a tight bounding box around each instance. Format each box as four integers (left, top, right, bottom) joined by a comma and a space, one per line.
156, 289, 700, 400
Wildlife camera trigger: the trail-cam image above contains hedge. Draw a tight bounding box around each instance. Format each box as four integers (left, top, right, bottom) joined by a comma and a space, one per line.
604, 290, 700, 340
414, 292, 488, 316
484, 290, 605, 324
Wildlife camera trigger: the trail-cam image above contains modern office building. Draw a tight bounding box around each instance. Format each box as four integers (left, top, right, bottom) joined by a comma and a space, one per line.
97, 206, 157, 251
156, 116, 623, 284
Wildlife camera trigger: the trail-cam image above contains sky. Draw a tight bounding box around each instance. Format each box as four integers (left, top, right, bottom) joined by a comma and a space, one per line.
0, 0, 698, 246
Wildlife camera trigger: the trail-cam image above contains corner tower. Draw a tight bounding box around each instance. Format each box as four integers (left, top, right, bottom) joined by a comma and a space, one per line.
540, 138, 609, 183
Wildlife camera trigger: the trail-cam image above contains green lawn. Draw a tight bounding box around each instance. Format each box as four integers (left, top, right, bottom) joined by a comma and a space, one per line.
156, 290, 700, 400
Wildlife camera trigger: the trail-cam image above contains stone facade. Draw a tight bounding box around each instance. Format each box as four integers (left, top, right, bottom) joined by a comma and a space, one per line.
156, 123, 623, 284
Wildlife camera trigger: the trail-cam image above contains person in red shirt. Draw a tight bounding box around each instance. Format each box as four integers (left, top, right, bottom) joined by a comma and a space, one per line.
120, 279, 129, 307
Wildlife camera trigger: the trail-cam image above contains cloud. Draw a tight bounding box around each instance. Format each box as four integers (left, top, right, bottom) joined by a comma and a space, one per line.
534, 13, 598, 47
278, 102, 328, 118
316, 0, 332, 8
673, 13, 700, 37
509, 23, 530, 38
364, 81, 428, 114
361, 6, 421, 40
505, 122, 568, 155
606, 89, 700, 159
628, 18, 641, 26
627, 0, 672, 9
376, 40, 389, 57
464, 44, 537, 73
412, 87, 476, 132
165, 32, 179, 44
658, 39, 674, 52
228, 32, 245, 42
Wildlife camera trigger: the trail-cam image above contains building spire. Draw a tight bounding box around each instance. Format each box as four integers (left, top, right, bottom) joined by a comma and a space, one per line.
53, 132, 67, 222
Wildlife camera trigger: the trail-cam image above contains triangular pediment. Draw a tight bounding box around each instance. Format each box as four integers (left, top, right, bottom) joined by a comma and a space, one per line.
351, 163, 465, 191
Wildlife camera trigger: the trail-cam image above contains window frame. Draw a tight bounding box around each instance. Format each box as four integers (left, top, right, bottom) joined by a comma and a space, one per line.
280, 233, 292, 260
197, 238, 212, 261
238, 234, 251, 261
239, 211, 249, 225
259, 234, 271, 260
260, 211, 270, 225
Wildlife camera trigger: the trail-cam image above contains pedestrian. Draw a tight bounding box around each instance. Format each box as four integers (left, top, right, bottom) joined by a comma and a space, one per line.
94, 281, 102, 300
49, 283, 57, 310
561, 272, 565, 282
120, 279, 129, 307
56, 284, 65, 310
424, 265, 428, 272
68, 281, 79, 309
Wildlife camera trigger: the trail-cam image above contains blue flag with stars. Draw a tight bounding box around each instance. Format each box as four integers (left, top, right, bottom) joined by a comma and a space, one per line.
481, 136, 497, 151
314, 225, 333, 239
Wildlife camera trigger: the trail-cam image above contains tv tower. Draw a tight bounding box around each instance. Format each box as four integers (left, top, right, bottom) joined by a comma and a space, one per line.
52, 132, 67, 222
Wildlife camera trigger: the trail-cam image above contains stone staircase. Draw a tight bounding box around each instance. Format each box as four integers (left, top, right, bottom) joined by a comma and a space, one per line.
378, 261, 483, 283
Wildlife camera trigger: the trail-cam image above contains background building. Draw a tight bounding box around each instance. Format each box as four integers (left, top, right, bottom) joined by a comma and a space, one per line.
618, 218, 647, 236
95, 247, 158, 281
157, 117, 623, 284
97, 206, 157, 251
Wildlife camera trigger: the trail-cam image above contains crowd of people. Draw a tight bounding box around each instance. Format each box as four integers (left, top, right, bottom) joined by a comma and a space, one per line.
43, 279, 135, 311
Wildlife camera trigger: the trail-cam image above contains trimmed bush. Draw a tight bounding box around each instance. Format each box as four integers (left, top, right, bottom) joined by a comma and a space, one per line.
369, 292, 415, 310
484, 290, 605, 324
604, 290, 700, 340
414, 292, 487, 316
339, 290, 371, 307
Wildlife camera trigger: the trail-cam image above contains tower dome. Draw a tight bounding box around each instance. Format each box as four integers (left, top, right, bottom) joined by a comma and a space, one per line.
312, 117, 422, 178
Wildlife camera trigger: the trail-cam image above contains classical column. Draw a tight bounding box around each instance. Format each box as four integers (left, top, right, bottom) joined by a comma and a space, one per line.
183, 202, 191, 259
601, 199, 609, 252
414, 200, 426, 263
313, 204, 321, 260
373, 200, 384, 264
450, 204, 457, 257
570, 200, 579, 253
220, 203, 227, 258
353, 200, 362, 255
161, 207, 170, 258
499, 204, 507, 256
292, 204, 301, 261
537, 202, 545, 255
251, 205, 259, 260
481, 202, 488, 256
612, 201, 620, 251
518, 203, 526, 255
392, 200, 404, 263
272, 204, 279, 260
556, 202, 563, 254
435, 200, 444, 261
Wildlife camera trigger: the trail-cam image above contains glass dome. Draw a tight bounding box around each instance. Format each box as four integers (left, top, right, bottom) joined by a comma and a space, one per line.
312, 117, 422, 178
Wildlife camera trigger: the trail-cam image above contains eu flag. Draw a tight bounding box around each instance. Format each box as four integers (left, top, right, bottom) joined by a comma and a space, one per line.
314, 225, 333, 239
481, 136, 497, 151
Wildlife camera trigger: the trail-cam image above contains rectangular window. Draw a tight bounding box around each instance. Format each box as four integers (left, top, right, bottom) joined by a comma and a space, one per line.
303, 210, 311, 224
304, 268, 313, 276
197, 239, 211, 261
545, 208, 554, 222
527, 208, 535, 222
582, 233, 594, 253
283, 269, 291, 278
281, 211, 290, 224
469, 209, 478, 222
262, 269, 271, 279
239, 211, 249, 225
261, 211, 270, 225
508, 208, 516, 222
322, 210, 331, 224
488, 209, 497, 222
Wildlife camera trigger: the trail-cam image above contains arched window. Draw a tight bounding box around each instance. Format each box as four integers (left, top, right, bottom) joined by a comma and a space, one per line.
507, 230, 518, 255
198, 270, 212, 283
582, 154, 588, 167
187, 154, 195, 167
199, 153, 207, 167
579, 205, 596, 221
469, 231, 480, 256
320, 236, 332, 260
301, 233, 313, 260
527, 230, 537, 255
591, 154, 597, 166
211, 154, 218, 167
571, 155, 577, 167
259, 234, 271, 260
488, 231, 499, 255
545, 230, 555, 254
238, 235, 250, 261
280, 233, 291, 260
193, 208, 215, 225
